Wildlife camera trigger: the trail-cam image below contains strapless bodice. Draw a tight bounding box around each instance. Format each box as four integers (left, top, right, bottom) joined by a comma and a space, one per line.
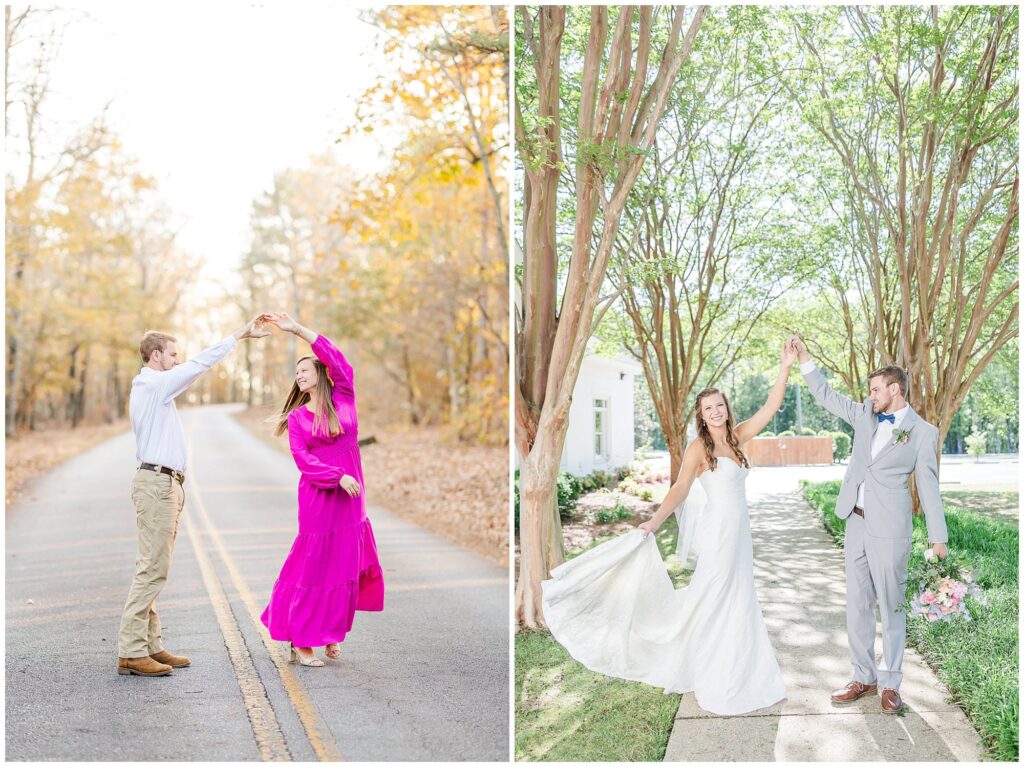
697, 456, 748, 504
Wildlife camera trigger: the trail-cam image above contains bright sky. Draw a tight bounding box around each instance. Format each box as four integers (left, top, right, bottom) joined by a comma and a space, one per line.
33, 3, 396, 289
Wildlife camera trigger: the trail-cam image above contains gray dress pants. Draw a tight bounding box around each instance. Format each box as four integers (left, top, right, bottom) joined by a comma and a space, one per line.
843, 511, 911, 690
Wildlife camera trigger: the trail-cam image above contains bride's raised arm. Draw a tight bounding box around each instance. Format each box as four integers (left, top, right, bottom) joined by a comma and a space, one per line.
735, 340, 798, 444
638, 442, 704, 538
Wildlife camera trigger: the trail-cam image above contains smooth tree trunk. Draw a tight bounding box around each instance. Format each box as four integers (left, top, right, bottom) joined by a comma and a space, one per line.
515, 416, 570, 628
515, 5, 706, 628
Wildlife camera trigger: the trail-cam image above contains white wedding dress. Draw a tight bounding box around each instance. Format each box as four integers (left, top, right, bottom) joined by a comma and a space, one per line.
541, 456, 786, 715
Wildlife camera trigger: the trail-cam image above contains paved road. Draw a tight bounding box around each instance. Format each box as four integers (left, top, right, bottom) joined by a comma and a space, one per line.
6, 404, 509, 761
663, 466, 986, 761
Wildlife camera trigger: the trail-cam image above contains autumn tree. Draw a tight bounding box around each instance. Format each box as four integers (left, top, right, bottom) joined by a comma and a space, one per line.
333, 138, 508, 437
515, 5, 707, 627
334, 5, 509, 441
6, 7, 109, 434
240, 7, 509, 444
359, 6, 509, 262
237, 156, 353, 407
6, 8, 197, 432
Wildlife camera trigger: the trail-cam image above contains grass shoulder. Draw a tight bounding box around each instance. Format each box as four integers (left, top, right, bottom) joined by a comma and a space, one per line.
515, 521, 686, 762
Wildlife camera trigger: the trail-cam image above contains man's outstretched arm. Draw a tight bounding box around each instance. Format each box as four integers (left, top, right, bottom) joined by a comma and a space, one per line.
159, 315, 270, 403
790, 335, 862, 427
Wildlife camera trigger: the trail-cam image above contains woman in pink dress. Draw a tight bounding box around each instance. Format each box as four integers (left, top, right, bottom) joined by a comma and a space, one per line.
260, 311, 384, 666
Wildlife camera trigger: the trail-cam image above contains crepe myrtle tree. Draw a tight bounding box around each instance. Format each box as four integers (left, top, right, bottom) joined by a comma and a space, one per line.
515, 5, 706, 628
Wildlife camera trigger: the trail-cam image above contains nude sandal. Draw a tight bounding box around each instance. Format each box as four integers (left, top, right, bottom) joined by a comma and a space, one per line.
289, 644, 324, 667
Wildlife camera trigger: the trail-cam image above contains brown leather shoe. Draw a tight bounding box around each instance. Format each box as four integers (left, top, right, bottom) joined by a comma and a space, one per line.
117, 656, 173, 676
150, 649, 190, 668
830, 680, 878, 703
881, 688, 903, 713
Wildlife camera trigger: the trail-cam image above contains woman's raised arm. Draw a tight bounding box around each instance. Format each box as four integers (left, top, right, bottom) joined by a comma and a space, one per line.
735, 340, 797, 443
267, 311, 353, 396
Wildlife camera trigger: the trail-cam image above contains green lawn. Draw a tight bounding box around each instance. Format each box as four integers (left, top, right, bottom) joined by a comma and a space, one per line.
799, 480, 1019, 761
943, 490, 1019, 528
515, 522, 687, 762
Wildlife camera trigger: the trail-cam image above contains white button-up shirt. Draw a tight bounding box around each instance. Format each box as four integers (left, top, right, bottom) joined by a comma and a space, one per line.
130, 336, 237, 472
800, 360, 908, 507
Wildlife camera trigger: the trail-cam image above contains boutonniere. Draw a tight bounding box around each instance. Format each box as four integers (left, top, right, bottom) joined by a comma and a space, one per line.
892, 429, 911, 445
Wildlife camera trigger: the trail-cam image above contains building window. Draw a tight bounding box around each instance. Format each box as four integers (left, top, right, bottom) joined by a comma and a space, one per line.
594, 398, 609, 460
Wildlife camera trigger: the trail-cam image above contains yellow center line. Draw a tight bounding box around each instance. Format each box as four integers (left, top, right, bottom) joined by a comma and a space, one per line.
184, 511, 291, 761
186, 426, 343, 762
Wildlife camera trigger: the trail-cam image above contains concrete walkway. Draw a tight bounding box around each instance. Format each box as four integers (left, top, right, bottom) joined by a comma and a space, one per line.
663, 466, 987, 761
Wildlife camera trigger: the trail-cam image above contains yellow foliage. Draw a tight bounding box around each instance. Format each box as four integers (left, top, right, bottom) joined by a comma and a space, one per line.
6, 137, 199, 429
229, 7, 508, 445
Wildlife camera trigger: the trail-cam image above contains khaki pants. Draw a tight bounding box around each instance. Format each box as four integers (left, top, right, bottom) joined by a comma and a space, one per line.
117, 469, 185, 658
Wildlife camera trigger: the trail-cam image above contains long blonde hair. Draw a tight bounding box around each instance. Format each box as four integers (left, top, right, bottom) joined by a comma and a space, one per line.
273, 356, 342, 438
694, 387, 749, 471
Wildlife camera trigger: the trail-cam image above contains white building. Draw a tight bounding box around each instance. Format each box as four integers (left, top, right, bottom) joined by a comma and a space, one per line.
559, 350, 643, 477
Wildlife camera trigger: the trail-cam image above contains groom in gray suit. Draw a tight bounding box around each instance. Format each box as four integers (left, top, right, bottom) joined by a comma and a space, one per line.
791, 337, 948, 714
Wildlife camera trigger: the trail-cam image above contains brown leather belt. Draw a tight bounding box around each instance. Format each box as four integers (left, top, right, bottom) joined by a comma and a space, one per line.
852, 506, 864, 517
140, 462, 185, 485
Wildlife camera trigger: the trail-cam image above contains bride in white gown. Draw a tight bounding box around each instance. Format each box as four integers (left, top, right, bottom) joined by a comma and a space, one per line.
541, 341, 797, 715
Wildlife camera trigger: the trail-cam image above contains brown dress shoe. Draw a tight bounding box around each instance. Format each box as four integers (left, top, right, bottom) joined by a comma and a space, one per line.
881, 688, 903, 713
150, 650, 191, 668
118, 656, 173, 676
830, 680, 878, 703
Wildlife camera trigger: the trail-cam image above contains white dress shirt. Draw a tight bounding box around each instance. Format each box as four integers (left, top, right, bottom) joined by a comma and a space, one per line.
800, 360, 908, 507
130, 336, 238, 472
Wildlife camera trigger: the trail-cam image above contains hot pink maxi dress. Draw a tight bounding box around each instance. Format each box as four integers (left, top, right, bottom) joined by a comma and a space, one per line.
261, 334, 385, 648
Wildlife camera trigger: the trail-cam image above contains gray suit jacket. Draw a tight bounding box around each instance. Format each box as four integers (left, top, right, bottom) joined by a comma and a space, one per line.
803, 366, 948, 542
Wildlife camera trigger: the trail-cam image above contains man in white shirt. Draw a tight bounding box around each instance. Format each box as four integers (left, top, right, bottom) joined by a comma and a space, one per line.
117, 315, 269, 677
792, 336, 948, 714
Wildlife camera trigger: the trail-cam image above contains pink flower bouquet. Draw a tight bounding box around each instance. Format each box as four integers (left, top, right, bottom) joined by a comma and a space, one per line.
908, 553, 986, 623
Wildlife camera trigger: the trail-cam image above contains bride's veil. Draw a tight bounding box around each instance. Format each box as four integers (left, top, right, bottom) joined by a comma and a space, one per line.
673, 477, 707, 569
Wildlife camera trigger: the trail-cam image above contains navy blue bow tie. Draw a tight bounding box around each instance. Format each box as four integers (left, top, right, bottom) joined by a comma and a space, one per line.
877, 412, 896, 424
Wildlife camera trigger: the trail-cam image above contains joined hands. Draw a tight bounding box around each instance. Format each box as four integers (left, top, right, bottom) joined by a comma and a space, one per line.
236, 311, 309, 341
262, 311, 300, 334
237, 313, 273, 341
780, 338, 798, 368
785, 334, 810, 364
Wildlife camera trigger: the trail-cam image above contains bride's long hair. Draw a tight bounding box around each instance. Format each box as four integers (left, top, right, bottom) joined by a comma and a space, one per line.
272, 356, 342, 438
694, 387, 749, 472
